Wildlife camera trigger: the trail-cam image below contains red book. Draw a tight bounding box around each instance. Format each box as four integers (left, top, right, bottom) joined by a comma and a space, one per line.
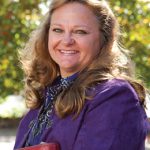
17, 143, 60, 150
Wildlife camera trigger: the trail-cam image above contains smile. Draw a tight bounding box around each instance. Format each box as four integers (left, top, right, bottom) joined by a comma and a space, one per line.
59, 50, 78, 55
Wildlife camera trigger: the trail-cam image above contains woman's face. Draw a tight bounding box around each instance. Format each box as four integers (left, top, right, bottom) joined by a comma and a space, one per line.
48, 2, 101, 77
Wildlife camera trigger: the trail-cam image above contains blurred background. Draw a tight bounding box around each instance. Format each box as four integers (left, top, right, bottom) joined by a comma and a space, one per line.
0, 0, 150, 149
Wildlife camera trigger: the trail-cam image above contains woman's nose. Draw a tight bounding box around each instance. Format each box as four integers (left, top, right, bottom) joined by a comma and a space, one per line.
62, 33, 75, 45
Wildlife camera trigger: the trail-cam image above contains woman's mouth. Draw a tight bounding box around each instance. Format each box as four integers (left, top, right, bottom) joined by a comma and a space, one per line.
59, 50, 79, 55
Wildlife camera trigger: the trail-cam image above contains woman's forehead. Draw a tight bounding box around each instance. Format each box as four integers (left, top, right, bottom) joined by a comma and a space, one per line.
50, 2, 99, 28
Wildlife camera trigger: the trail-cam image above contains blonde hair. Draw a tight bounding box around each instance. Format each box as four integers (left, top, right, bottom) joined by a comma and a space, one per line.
19, 0, 146, 118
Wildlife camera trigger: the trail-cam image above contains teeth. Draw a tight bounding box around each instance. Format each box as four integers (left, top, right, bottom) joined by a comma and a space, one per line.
60, 50, 77, 54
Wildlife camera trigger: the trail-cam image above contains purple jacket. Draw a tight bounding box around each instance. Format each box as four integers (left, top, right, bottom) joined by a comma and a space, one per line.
14, 79, 148, 150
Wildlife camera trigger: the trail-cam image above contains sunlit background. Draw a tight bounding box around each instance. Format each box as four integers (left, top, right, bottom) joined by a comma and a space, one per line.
0, 0, 150, 149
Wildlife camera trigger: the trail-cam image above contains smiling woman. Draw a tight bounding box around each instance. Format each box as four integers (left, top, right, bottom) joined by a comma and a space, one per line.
48, 2, 101, 77
14, 0, 148, 150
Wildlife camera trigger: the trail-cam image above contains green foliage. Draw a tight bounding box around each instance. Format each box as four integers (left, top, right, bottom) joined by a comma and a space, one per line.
0, 0, 149, 101
0, 0, 47, 98
109, 0, 150, 87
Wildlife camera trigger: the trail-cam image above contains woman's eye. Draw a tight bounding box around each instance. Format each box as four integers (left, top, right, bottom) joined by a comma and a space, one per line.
52, 28, 63, 33
75, 30, 87, 34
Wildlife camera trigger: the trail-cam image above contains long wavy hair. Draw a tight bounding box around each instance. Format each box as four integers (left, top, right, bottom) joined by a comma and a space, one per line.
19, 0, 146, 118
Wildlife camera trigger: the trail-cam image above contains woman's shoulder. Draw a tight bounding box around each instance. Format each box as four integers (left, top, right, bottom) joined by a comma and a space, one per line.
19, 108, 39, 128
98, 78, 133, 88
87, 78, 140, 107
94, 78, 137, 97
86, 78, 147, 117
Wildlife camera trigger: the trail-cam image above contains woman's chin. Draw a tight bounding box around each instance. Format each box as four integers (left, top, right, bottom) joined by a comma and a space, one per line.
59, 66, 80, 77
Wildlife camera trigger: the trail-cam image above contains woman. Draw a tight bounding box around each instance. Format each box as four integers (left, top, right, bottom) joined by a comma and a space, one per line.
14, 0, 148, 149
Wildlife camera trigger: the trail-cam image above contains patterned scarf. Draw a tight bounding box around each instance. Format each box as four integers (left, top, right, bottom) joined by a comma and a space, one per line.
25, 73, 77, 146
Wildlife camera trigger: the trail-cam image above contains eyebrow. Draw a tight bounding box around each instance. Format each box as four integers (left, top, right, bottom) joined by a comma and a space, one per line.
50, 23, 91, 30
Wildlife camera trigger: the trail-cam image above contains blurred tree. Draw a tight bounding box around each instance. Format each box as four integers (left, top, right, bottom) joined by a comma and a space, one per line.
0, 0, 149, 101
0, 0, 47, 100
109, 0, 150, 87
